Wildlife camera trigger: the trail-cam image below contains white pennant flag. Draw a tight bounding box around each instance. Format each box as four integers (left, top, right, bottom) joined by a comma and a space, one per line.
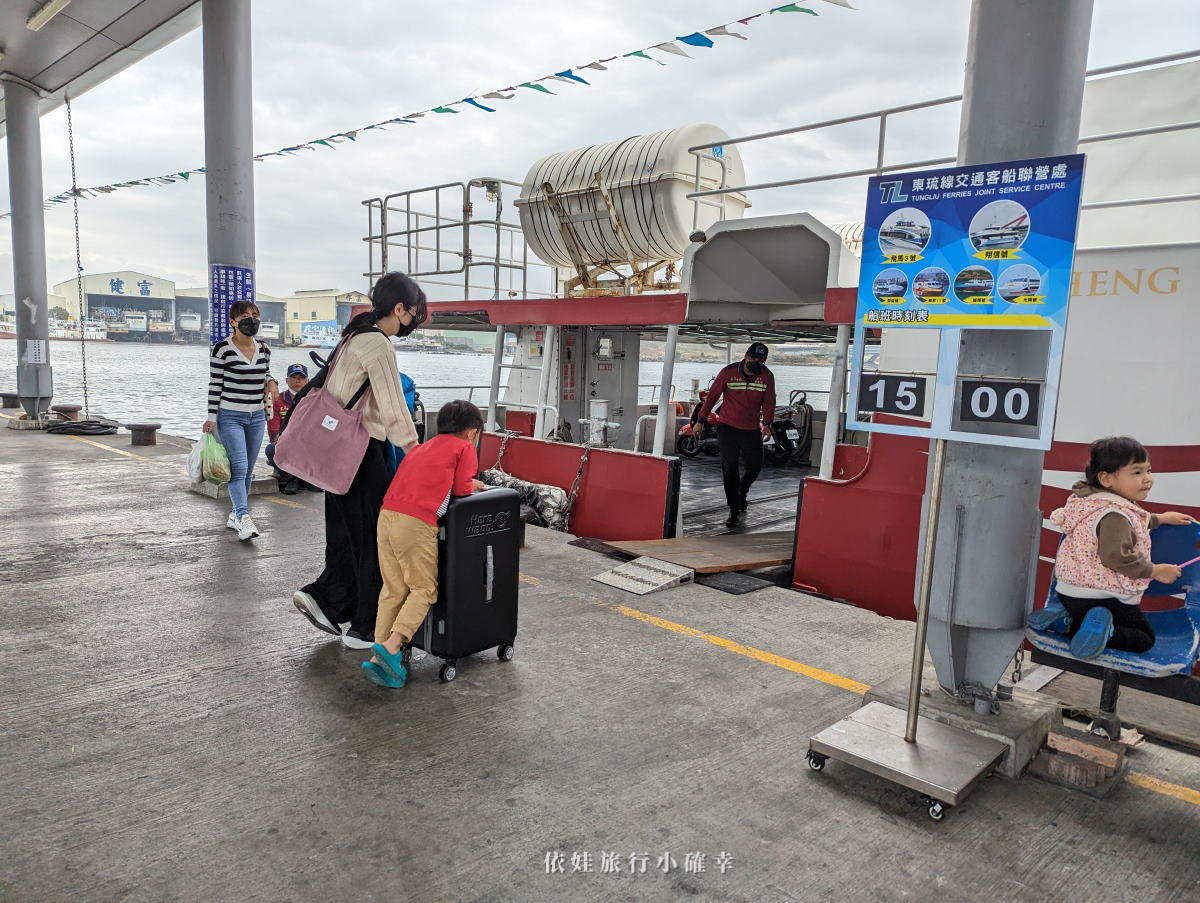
705, 25, 747, 40
653, 42, 691, 58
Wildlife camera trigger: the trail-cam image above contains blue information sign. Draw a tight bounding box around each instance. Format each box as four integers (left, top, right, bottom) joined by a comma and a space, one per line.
846, 154, 1085, 450
209, 264, 255, 346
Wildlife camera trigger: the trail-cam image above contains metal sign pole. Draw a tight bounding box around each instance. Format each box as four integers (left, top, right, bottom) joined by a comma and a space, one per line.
906, 436, 947, 742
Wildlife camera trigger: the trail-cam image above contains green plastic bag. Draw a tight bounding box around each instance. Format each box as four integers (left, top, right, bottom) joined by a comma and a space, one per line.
200, 433, 232, 485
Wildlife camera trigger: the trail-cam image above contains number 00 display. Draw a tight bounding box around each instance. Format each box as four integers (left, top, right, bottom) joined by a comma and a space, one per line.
958, 379, 1040, 427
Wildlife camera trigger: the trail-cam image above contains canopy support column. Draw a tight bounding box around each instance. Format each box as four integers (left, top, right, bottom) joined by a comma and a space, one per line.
3, 76, 52, 417
202, 0, 257, 340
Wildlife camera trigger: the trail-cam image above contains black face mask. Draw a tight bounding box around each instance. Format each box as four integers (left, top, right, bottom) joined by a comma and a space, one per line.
394, 308, 422, 338
237, 317, 260, 337
744, 359, 764, 376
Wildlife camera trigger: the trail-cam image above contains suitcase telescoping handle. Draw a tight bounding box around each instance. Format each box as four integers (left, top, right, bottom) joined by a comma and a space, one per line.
486, 545, 494, 602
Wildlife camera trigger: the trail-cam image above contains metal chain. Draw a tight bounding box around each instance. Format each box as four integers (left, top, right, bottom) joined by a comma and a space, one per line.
493, 430, 515, 473
65, 96, 90, 418
1011, 646, 1026, 685
563, 444, 592, 532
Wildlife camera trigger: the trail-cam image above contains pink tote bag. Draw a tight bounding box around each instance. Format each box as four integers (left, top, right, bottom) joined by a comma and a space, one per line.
273, 341, 372, 495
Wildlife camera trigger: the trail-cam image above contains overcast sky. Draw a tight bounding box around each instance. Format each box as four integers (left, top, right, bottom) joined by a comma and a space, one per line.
0, 0, 1196, 298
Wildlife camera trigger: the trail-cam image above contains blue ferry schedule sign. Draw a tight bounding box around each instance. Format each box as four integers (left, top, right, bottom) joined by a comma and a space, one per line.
209, 264, 256, 346
846, 153, 1084, 450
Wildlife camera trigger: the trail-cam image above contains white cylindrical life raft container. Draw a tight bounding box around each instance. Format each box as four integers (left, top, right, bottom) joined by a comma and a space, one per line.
515, 123, 750, 269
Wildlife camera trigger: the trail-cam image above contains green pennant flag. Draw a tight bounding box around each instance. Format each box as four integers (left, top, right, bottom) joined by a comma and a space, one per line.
624, 50, 666, 66
432, 105, 459, 113
770, 4, 817, 14
177, 172, 191, 180
518, 82, 554, 94
312, 139, 333, 148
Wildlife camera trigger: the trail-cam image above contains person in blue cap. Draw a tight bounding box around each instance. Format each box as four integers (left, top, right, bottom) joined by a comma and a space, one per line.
265, 363, 311, 494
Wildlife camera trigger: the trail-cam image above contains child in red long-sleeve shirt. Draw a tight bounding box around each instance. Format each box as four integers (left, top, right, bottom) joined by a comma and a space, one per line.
363, 400, 485, 688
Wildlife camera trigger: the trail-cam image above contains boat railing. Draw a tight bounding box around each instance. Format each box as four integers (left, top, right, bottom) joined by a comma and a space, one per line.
362, 177, 559, 301
686, 49, 1200, 225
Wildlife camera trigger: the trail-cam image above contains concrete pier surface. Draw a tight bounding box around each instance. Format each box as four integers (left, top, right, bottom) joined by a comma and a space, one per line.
2, 419, 1198, 902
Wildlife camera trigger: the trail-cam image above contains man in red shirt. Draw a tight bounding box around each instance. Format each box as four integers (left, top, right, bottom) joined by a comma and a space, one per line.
696, 342, 776, 527
361, 399, 486, 688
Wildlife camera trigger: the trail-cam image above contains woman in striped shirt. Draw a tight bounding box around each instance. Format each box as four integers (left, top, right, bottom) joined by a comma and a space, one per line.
202, 301, 278, 540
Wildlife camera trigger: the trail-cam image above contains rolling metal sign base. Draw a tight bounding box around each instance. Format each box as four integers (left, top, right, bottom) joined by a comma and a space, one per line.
807, 702, 1007, 820
806, 438, 1007, 820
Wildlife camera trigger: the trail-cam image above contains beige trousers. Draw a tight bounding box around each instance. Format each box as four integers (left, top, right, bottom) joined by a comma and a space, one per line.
375, 509, 439, 643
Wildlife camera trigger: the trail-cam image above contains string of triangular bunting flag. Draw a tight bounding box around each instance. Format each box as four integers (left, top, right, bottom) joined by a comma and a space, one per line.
0, 2, 851, 219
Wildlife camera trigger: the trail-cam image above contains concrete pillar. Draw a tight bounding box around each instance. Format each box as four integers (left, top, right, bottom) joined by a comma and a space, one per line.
652, 324, 679, 456
923, 0, 1094, 704
202, 0, 256, 339
3, 77, 53, 417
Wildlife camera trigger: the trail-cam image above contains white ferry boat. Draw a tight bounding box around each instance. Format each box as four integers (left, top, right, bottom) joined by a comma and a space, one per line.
110, 312, 149, 342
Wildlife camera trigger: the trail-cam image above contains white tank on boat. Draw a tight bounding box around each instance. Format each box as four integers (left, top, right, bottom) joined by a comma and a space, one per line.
515, 123, 749, 270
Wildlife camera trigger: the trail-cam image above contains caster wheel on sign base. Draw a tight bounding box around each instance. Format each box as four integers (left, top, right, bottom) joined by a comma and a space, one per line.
439, 663, 457, 682
498, 644, 515, 662
805, 750, 826, 772
921, 798, 945, 821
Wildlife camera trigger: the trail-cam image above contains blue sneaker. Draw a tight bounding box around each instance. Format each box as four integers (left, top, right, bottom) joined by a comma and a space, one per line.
371, 643, 409, 683
1069, 607, 1115, 660
1028, 601, 1072, 634
362, 660, 405, 688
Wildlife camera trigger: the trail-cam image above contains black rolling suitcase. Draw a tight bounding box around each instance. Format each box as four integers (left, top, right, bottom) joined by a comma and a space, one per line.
410, 487, 520, 681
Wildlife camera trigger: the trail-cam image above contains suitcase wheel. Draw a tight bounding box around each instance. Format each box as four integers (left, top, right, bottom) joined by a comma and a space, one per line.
498, 644, 515, 662
439, 663, 457, 682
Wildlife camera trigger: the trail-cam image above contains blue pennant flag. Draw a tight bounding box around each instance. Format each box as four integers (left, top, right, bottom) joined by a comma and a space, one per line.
462, 97, 497, 113
676, 32, 714, 48
554, 69, 590, 84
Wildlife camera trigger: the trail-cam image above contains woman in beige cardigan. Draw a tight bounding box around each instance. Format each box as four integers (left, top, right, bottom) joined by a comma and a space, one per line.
292, 272, 426, 649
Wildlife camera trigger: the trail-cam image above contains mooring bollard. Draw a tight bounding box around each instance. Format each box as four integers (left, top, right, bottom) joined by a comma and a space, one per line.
125, 422, 162, 446
51, 404, 83, 422
1, 392, 19, 409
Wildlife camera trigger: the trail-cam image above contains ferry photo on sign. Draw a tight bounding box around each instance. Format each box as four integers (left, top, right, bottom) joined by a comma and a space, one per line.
847, 153, 1085, 449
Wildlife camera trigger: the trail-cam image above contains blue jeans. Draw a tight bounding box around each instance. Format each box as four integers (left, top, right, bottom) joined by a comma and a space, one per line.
216, 409, 266, 518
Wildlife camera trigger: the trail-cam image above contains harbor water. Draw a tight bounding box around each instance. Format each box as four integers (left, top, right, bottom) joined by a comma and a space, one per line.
0, 340, 836, 440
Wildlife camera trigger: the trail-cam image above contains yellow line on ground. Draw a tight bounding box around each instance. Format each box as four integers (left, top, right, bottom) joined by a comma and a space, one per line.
1126, 771, 1200, 806
63, 433, 153, 461
263, 495, 308, 510
595, 598, 871, 694
519, 573, 540, 586
586, 593, 1200, 808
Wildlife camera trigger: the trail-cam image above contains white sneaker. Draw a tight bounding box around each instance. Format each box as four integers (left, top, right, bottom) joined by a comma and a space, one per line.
340, 629, 375, 650
226, 512, 239, 530
293, 591, 341, 636
237, 515, 260, 541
